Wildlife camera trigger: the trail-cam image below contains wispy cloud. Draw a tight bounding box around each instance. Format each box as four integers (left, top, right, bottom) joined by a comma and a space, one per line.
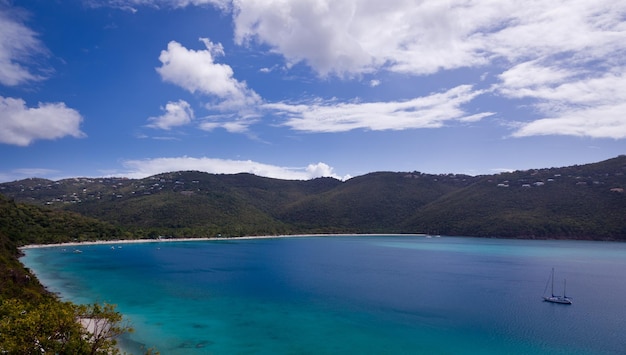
118, 1, 626, 140
499, 65, 626, 138
231, 0, 626, 138
151, 41, 493, 134
0, 96, 85, 146
265, 85, 493, 133
0, 168, 62, 183
0, 4, 48, 86
0, 4, 85, 147
121, 156, 347, 180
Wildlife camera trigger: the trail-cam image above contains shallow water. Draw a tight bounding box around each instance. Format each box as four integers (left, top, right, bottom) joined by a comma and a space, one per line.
21, 236, 626, 354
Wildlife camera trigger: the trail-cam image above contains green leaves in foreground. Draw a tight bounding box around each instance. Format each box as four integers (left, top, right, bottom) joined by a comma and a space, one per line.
0, 299, 133, 355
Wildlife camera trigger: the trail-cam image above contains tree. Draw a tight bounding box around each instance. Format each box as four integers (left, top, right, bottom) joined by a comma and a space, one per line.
76, 302, 134, 355
0, 298, 87, 353
0, 299, 132, 354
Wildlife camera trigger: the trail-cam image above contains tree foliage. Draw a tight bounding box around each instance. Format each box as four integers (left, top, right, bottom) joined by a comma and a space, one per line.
0, 194, 125, 245
0, 299, 132, 354
0, 199, 136, 354
75, 303, 134, 355
0, 298, 84, 354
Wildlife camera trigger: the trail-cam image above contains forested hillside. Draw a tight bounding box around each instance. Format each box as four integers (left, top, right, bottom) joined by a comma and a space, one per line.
2, 156, 625, 241
0, 194, 127, 245
0, 196, 136, 354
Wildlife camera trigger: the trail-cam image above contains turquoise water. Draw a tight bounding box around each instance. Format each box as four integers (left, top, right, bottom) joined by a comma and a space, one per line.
21, 236, 626, 354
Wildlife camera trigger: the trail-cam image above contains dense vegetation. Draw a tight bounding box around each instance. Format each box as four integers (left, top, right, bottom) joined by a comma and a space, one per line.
0, 197, 136, 354
0, 195, 127, 245
2, 156, 625, 241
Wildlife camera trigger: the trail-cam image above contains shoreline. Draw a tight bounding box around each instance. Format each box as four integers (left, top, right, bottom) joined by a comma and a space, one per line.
19, 233, 427, 250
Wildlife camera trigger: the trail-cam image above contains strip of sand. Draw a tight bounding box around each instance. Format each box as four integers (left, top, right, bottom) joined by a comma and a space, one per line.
19, 233, 425, 250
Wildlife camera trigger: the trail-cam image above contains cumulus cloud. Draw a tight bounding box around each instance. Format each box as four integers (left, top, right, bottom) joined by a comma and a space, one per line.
121, 156, 346, 180
0, 5, 47, 86
147, 100, 194, 130
232, 0, 487, 76
155, 38, 263, 132
230, 0, 626, 138
265, 85, 493, 133
0, 96, 85, 146
109, 0, 626, 139
156, 38, 260, 110
232, 1, 626, 76
152, 36, 493, 135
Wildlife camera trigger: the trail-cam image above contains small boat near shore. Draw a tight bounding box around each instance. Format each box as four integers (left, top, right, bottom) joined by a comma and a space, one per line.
543, 268, 572, 305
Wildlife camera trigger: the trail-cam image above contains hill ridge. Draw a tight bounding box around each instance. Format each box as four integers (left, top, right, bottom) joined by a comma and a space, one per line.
1, 156, 625, 241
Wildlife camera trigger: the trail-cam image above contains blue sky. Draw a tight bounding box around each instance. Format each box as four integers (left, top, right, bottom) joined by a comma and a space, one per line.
1, 0, 625, 182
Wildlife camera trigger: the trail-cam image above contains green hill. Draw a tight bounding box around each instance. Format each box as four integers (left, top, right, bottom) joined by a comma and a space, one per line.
1, 156, 625, 241
276, 171, 474, 233
0, 196, 134, 354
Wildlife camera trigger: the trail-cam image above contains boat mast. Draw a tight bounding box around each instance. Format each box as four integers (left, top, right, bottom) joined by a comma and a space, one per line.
551, 268, 555, 297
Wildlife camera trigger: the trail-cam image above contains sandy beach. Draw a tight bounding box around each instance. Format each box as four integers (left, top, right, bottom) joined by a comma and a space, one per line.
19, 233, 425, 250
18, 235, 303, 250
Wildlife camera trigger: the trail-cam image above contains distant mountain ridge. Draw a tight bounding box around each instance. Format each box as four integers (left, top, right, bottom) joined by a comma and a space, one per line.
1, 156, 625, 241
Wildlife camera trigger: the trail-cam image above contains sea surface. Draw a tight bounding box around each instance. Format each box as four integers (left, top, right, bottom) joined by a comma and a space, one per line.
21, 235, 626, 354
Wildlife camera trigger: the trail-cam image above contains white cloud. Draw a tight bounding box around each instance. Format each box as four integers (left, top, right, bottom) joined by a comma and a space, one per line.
147, 100, 194, 130
0, 4, 47, 86
199, 119, 253, 134
232, 1, 626, 77
110, 1, 626, 139
305, 162, 345, 180
155, 38, 264, 133
480, 1, 626, 64
499, 66, 626, 139
369, 79, 380, 87
265, 85, 493, 133
121, 156, 346, 180
512, 101, 626, 139
231, 0, 482, 76
230, 0, 626, 139
0, 168, 62, 183
0, 96, 85, 146
497, 61, 576, 95
156, 38, 260, 110
500, 67, 626, 107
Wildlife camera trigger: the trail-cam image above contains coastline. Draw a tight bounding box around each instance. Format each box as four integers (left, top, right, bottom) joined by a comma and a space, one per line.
19, 233, 426, 250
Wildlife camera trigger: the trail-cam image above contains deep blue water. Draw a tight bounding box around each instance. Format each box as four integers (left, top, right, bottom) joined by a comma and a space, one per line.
21, 236, 626, 354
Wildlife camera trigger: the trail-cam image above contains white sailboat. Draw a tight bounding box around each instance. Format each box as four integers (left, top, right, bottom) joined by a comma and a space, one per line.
543, 268, 572, 305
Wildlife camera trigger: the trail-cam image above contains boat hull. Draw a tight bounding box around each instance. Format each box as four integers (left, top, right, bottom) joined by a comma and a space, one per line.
543, 296, 572, 305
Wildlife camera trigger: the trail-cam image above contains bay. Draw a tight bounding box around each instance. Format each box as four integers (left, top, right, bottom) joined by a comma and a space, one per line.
21, 236, 626, 354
